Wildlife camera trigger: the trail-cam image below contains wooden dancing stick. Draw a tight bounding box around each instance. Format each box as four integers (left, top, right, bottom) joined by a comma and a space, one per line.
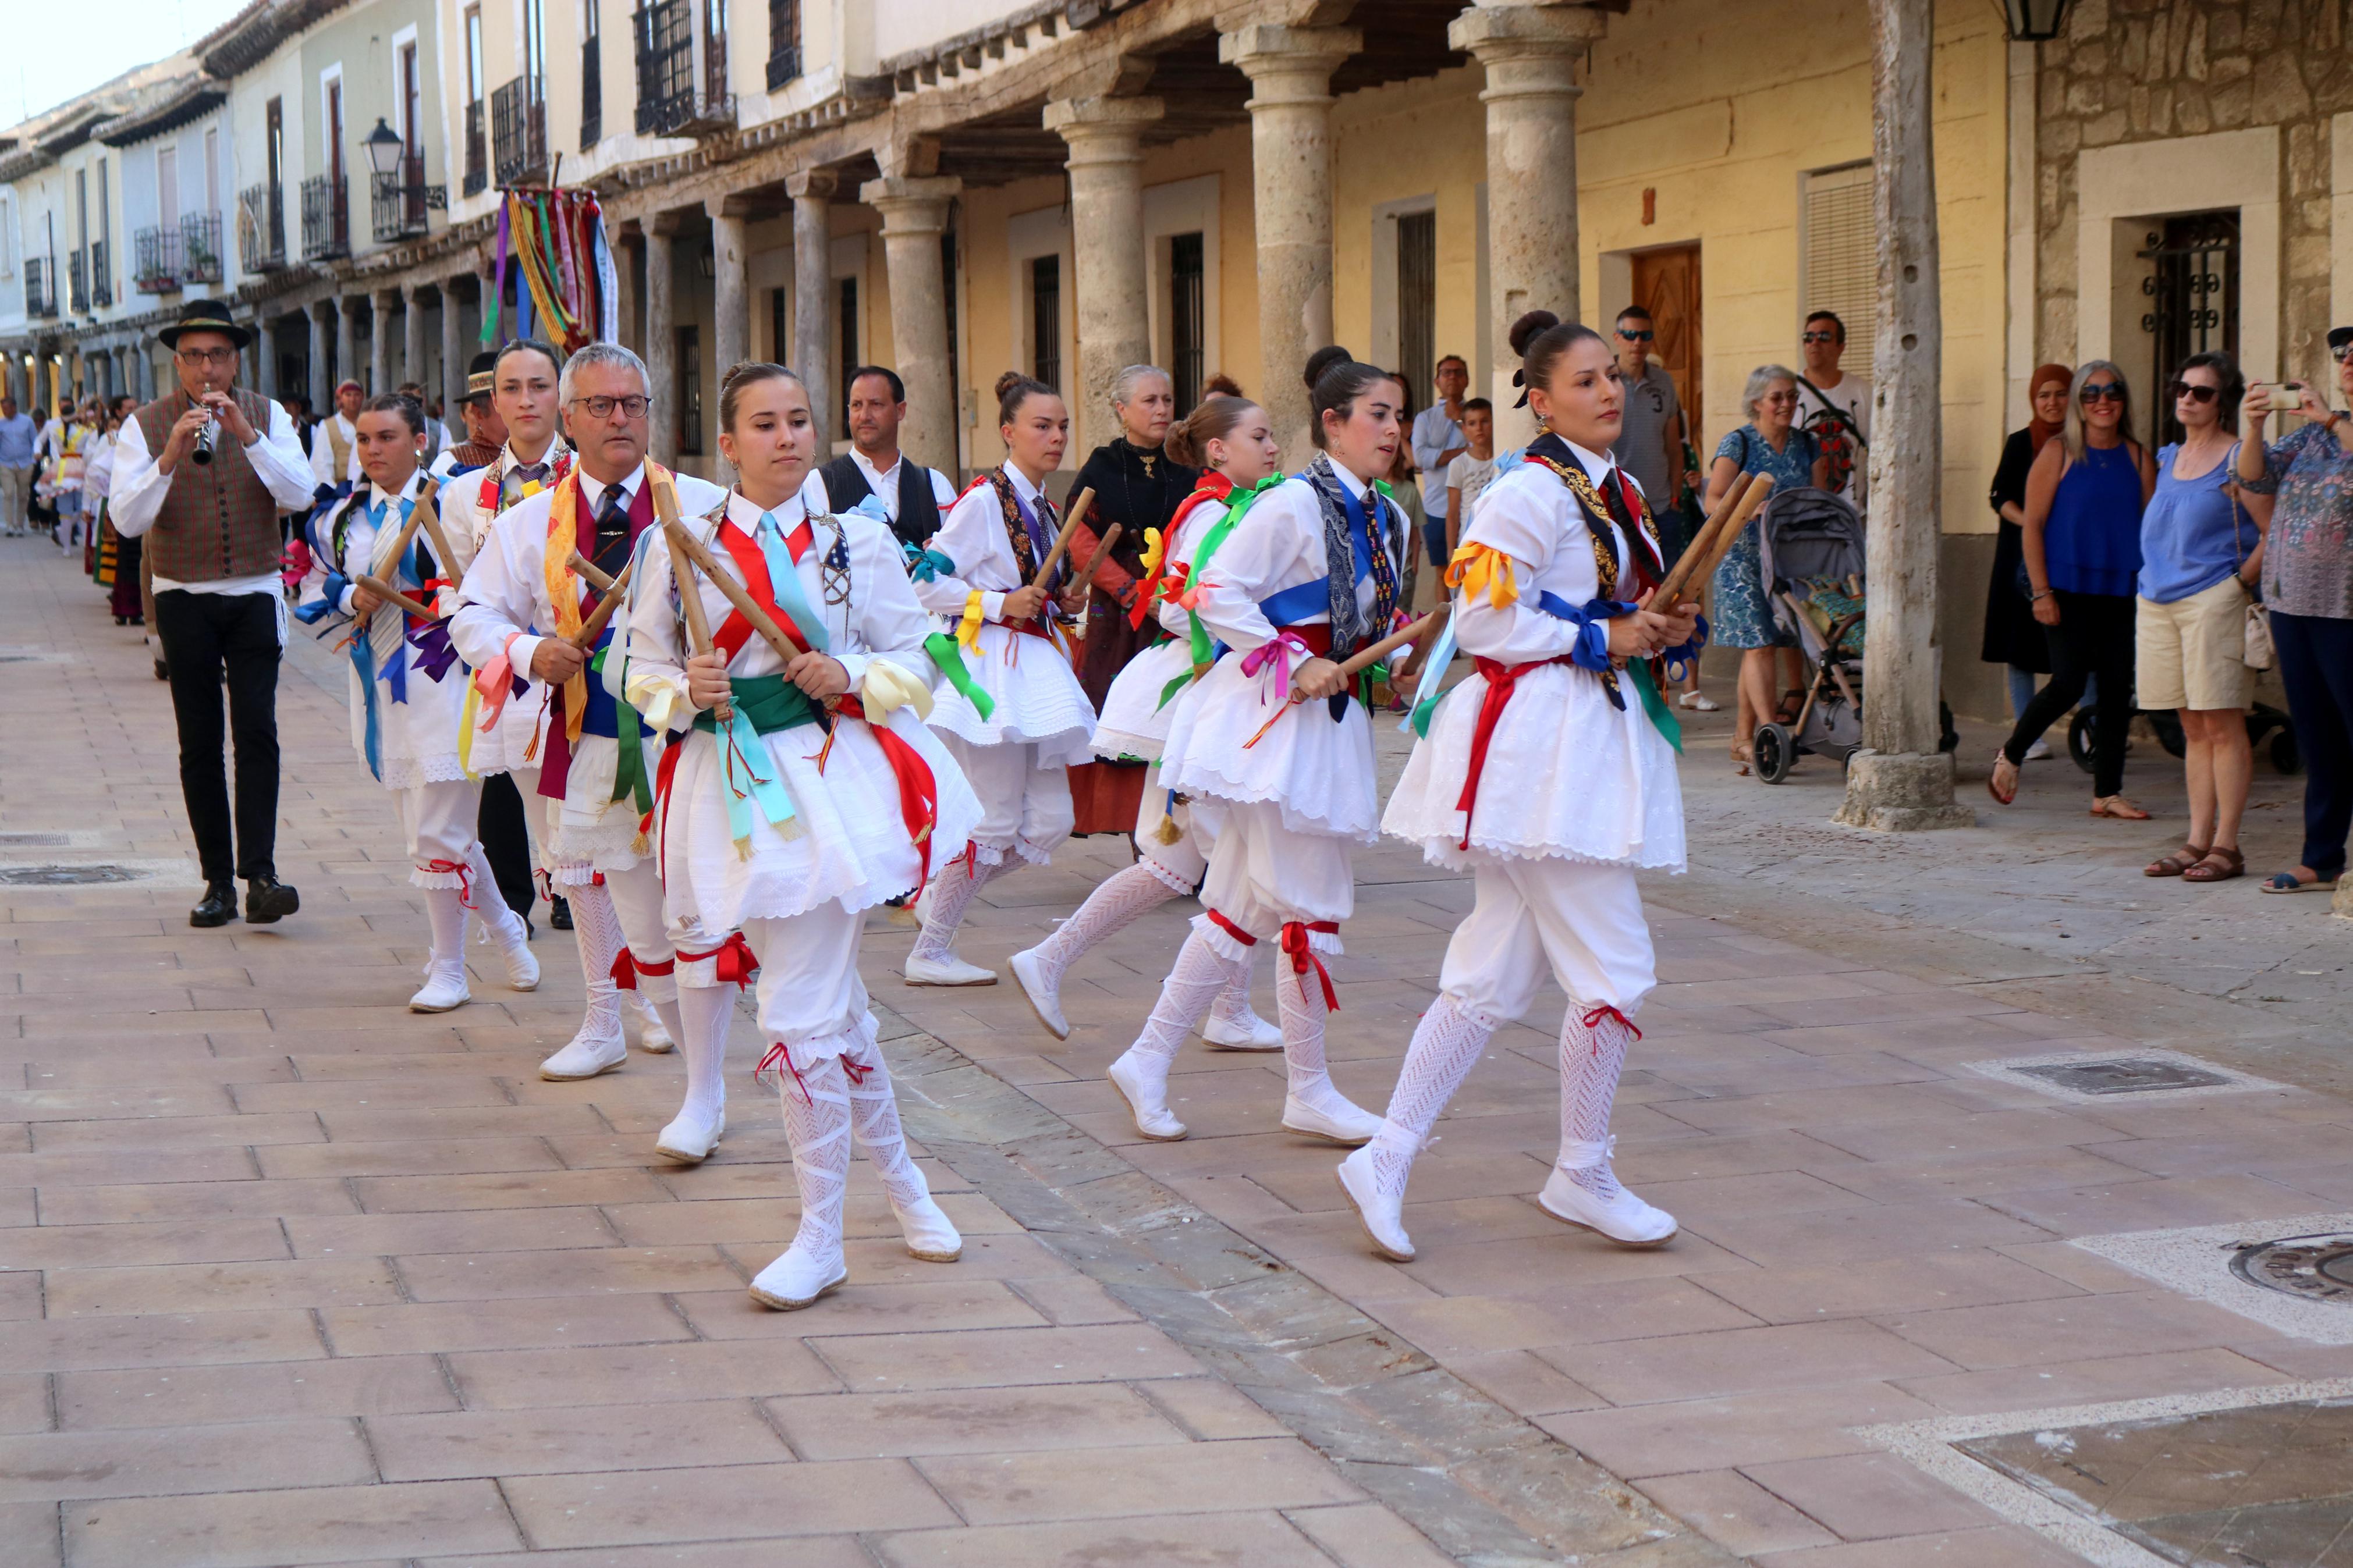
354, 574, 442, 623
568, 550, 617, 592
1029, 487, 1096, 588
662, 528, 729, 725
570, 557, 635, 649
1337, 607, 1448, 682
1654, 470, 1762, 609
1681, 472, 1776, 596
407, 479, 463, 579
661, 521, 805, 665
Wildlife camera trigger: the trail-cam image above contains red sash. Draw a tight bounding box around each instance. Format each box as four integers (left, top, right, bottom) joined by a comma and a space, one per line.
711, 518, 817, 659
1454, 654, 1573, 851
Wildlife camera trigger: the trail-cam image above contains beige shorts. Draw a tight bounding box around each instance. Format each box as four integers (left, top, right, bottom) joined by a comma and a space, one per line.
2136, 576, 2255, 712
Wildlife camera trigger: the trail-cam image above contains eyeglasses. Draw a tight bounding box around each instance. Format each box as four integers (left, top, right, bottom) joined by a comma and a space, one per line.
2167, 381, 2219, 404
2079, 383, 2126, 404
176, 348, 238, 367
570, 394, 650, 421
1761, 390, 1800, 406
1617, 328, 1654, 342
2333, 341, 2353, 364
1801, 332, 1842, 346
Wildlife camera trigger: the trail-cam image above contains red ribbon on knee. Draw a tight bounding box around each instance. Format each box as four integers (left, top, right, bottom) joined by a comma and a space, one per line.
675, 931, 760, 989
1577, 1002, 1642, 1054
753, 1040, 808, 1104
421, 859, 475, 910
1204, 908, 1258, 948
1280, 920, 1341, 1012
609, 949, 676, 990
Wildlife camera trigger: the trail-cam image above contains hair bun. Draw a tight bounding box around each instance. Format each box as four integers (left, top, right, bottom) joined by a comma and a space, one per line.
993, 370, 1030, 404
1303, 345, 1354, 392
1201, 372, 1245, 400
1508, 310, 1561, 357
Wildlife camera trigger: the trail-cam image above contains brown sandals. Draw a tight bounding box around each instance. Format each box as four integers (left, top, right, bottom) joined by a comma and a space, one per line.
2182, 847, 2244, 883
2089, 795, 2152, 820
2145, 844, 2210, 877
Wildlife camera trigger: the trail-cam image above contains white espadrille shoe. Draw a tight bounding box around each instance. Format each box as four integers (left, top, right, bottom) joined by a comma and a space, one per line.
1106, 1051, 1187, 1141
748, 1245, 847, 1310
407, 962, 471, 1014
1007, 947, 1069, 1038
905, 951, 998, 987
652, 1103, 725, 1165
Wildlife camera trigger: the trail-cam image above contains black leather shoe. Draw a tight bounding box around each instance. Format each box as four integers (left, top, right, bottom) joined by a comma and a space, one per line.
548, 895, 572, 930
190, 883, 239, 928
244, 876, 300, 925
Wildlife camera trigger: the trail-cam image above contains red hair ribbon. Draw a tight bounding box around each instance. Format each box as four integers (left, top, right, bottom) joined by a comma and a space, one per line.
1280, 920, 1341, 1012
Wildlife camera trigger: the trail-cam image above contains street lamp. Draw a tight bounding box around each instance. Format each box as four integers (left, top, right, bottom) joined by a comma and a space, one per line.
363, 118, 407, 177
2002, 0, 2074, 40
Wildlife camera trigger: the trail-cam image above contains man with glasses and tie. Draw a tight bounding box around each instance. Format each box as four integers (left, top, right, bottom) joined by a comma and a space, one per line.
451, 343, 728, 1084
109, 299, 318, 929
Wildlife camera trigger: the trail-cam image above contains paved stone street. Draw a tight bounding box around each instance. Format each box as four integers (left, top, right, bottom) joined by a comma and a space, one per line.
6, 535, 2353, 1568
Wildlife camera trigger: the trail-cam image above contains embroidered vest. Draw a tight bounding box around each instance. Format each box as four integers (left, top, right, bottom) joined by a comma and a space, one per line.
132, 387, 285, 584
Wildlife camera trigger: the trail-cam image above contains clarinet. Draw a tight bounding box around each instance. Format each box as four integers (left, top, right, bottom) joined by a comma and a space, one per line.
190, 409, 218, 466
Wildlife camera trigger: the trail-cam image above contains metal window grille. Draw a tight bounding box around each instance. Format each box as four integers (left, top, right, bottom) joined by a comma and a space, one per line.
765, 0, 800, 90
491, 77, 548, 186
463, 101, 488, 196
24, 257, 56, 318
181, 212, 223, 284
371, 151, 445, 243
580, 34, 602, 147
836, 275, 857, 426
2139, 212, 2240, 449
301, 173, 349, 260
1030, 254, 1060, 392
633, 0, 730, 136
67, 251, 88, 314
1170, 230, 1205, 413
1396, 211, 1436, 405
135, 226, 182, 293
1800, 162, 1876, 354
237, 185, 285, 271
677, 323, 702, 454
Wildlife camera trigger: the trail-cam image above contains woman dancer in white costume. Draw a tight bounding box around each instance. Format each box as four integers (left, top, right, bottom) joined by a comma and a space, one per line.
296, 393, 537, 1012
1105, 352, 1418, 1147
1339, 311, 1702, 1260
624, 362, 981, 1307
902, 373, 1095, 985
1005, 389, 1284, 1050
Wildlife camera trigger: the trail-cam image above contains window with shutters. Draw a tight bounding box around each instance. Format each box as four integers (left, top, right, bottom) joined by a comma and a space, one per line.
1799, 162, 1876, 355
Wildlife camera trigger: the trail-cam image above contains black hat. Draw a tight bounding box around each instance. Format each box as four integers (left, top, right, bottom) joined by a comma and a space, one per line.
462, 350, 499, 403
157, 298, 253, 350
2329, 326, 2353, 354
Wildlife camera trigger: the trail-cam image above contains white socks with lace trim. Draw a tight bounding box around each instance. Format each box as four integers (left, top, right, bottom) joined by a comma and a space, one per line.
675, 983, 734, 1126
566, 879, 626, 1044
1559, 1005, 1635, 1197
1027, 862, 1176, 993
910, 855, 1005, 965
1364, 995, 1497, 1199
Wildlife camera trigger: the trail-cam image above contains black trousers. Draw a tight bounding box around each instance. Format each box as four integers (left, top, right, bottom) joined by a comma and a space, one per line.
153, 588, 282, 884
2273, 610, 2353, 880
477, 772, 538, 924
2002, 589, 2137, 797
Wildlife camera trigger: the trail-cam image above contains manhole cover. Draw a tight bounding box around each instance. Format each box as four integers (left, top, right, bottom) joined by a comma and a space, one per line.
2233, 1231, 2353, 1304
2012, 1057, 2231, 1095
0, 833, 69, 848
0, 865, 141, 886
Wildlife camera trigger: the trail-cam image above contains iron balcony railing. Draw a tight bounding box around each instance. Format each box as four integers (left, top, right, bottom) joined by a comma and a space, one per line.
370, 151, 446, 243
765, 0, 800, 90
300, 173, 349, 260
89, 240, 112, 308
181, 211, 224, 284
491, 76, 546, 186
237, 183, 286, 271
634, 1, 732, 136
24, 257, 57, 318
66, 250, 88, 313
463, 100, 488, 196
134, 225, 183, 293
580, 35, 602, 148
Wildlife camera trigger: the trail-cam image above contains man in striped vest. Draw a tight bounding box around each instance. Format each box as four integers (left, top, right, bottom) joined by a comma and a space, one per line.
110, 299, 319, 927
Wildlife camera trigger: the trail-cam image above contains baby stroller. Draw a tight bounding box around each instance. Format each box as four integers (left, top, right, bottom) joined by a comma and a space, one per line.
1750, 486, 1868, 784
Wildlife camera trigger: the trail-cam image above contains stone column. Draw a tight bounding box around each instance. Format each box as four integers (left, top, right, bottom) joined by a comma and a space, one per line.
442, 279, 469, 417
308, 303, 331, 411
253, 322, 277, 399
1836, 0, 1969, 832
1046, 95, 1163, 454
858, 172, 961, 475
787, 168, 837, 450
1450, 4, 1606, 449
613, 232, 640, 355
402, 281, 428, 392
333, 297, 359, 397
706, 200, 750, 378
643, 213, 679, 467
370, 289, 399, 393
1219, 23, 1358, 460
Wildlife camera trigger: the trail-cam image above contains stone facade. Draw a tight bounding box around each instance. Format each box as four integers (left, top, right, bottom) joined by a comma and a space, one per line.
2033, 0, 2351, 382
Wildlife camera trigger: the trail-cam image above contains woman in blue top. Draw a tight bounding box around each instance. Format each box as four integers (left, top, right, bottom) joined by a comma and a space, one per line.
1990, 361, 2157, 814
1705, 365, 1830, 774
2136, 354, 2262, 882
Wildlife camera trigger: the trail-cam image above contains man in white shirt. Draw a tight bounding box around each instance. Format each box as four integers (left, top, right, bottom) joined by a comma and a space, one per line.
812, 365, 959, 551
310, 378, 365, 490
111, 300, 318, 928
1795, 310, 1871, 505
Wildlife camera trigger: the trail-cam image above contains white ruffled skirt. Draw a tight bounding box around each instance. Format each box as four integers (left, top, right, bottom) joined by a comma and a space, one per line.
1092, 634, 1194, 763
923, 621, 1095, 768
1382, 660, 1687, 872
1160, 652, 1379, 842
348, 660, 470, 792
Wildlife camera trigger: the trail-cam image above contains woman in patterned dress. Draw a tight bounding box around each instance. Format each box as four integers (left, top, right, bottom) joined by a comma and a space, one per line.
1705, 365, 1829, 773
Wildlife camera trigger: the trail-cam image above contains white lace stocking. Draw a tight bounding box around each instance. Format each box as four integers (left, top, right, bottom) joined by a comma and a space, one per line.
421, 886, 467, 972
675, 983, 734, 1123
566, 879, 625, 1039
1560, 1005, 1637, 1199
841, 1037, 931, 1211
1202, 962, 1267, 1033
1367, 996, 1497, 1198
1276, 954, 1351, 1115
779, 1054, 851, 1265
466, 842, 527, 945
1129, 929, 1247, 1068
910, 856, 1004, 963
1030, 863, 1177, 991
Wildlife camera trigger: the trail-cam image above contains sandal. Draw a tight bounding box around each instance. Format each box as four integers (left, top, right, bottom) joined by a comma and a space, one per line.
2089, 795, 2152, 820
2144, 844, 2210, 878
1987, 751, 2019, 806
1731, 738, 1753, 778
2181, 847, 2244, 883
2259, 866, 2340, 894
1774, 688, 1805, 724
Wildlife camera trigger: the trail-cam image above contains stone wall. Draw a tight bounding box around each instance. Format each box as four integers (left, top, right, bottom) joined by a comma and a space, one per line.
2034, 0, 2351, 382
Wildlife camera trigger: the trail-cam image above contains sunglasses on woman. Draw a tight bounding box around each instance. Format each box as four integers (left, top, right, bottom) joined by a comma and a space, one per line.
2167, 381, 2219, 404
2079, 383, 2125, 404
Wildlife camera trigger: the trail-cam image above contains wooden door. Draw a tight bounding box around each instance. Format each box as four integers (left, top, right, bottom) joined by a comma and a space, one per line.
1632, 244, 1702, 438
